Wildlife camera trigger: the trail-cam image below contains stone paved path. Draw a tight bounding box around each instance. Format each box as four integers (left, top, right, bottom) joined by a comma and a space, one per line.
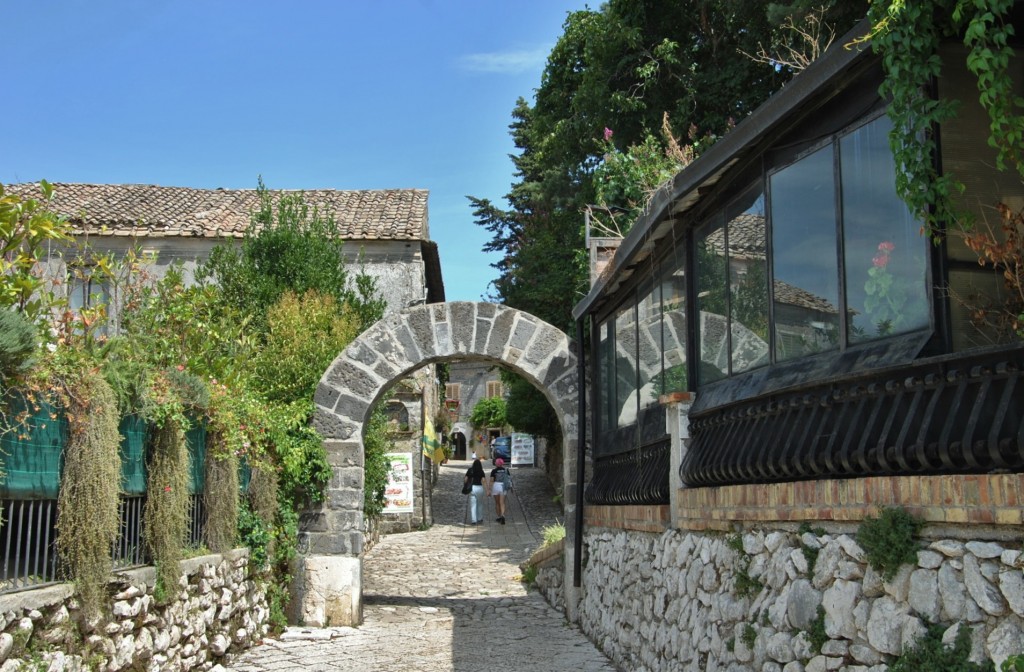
224, 459, 618, 672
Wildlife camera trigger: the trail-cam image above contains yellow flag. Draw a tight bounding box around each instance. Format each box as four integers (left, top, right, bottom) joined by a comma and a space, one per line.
422, 415, 444, 463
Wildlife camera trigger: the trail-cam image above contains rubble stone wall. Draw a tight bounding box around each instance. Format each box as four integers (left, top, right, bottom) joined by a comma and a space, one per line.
0, 549, 267, 672
575, 526, 1024, 672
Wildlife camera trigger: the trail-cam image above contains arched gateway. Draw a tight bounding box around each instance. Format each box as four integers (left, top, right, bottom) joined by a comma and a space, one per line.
295, 301, 579, 627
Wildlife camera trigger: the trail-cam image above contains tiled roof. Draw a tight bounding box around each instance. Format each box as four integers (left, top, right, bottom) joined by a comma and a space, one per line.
5, 183, 429, 240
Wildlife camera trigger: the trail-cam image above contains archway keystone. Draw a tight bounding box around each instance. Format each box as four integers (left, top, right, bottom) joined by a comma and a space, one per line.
295, 302, 579, 626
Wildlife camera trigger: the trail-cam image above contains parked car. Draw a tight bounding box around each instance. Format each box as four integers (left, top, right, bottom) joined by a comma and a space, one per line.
491, 436, 511, 462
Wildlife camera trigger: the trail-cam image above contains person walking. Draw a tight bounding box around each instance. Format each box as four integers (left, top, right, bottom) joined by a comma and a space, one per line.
489, 458, 510, 524
465, 458, 486, 524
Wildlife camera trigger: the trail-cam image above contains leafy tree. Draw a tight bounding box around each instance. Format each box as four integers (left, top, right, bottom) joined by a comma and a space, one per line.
0, 181, 71, 325
470, 396, 507, 429
201, 178, 386, 334
503, 372, 560, 444
472, 2, 861, 444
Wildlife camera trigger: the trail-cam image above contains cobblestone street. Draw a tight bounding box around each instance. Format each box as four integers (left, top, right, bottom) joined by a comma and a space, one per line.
224, 459, 617, 672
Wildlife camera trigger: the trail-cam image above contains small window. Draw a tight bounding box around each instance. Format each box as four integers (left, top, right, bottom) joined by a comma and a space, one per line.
445, 383, 461, 400
486, 380, 503, 398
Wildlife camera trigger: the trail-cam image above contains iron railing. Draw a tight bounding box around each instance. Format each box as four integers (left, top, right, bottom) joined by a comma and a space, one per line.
0, 499, 58, 592
681, 345, 1024, 486
586, 441, 671, 505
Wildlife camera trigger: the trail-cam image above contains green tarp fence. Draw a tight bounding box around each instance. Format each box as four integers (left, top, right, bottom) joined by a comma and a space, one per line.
186, 419, 207, 495
2, 399, 249, 500
119, 415, 148, 495
0, 395, 66, 499
238, 455, 252, 494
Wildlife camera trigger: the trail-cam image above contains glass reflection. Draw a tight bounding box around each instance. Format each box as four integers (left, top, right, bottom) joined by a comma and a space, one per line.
727, 186, 770, 373
841, 115, 929, 342
771, 144, 840, 361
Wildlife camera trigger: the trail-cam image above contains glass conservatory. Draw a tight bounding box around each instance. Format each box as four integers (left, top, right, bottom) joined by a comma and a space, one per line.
574, 25, 1024, 504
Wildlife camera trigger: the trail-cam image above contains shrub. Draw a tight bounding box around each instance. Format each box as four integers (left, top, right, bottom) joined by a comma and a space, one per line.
857, 506, 924, 581
542, 522, 566, 546
890, 623, 994, 672
0, 310, 37, 379
470, 396, 507, 429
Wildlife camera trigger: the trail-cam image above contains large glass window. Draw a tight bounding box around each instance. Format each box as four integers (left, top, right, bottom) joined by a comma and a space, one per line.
614, 303, 638, 426
841, 115, 929, 342
660, 244, 688, 395
771, 144, 841, 361
637, 282, 662, 411
696, 218, 729, 383
597, 321, 615, 436
727, 186, 770, 373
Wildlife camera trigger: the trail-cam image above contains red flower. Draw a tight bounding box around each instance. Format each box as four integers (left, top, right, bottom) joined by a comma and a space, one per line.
164, 486, 172, 493
878, 241, 895, 253
873, 253, 889, 268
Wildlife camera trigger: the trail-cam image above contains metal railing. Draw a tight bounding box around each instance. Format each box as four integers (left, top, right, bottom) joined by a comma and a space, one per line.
681, 345, 1024, 487
0, 499, 59, 592
586, 441, 671, 505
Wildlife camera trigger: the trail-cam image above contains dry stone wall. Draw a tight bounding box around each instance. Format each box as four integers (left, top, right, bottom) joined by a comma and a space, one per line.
575, 527, 1024, 671
0, 549, 267, 672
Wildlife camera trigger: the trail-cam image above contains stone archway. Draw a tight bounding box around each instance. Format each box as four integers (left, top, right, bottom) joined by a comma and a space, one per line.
295, 301, 579, 627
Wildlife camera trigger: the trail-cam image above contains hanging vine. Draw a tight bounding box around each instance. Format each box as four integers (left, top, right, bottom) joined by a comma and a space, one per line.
860, 0, 1024, 236
55, 370, 121, 620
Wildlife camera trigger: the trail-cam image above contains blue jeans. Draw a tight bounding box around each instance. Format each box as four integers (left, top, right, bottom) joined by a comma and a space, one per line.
469, 485, 485, 522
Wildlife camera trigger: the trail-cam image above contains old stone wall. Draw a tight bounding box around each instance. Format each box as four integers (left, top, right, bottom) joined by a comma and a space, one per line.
574, 526, 1024, 671
0, 549, 267, 672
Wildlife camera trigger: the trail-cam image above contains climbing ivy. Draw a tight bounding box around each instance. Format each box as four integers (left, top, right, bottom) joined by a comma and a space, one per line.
862, 0, 1024, 236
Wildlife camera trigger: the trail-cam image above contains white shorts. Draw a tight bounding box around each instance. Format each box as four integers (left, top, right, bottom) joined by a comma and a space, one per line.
491, 483, 504, 496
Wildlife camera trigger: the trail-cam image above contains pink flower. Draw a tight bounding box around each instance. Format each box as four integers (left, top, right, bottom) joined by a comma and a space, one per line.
176, 364, 185, 371
164, 486, 172, 493
873, 253, 889, 269
603, 127, 614, 141
878, 241, 895, 253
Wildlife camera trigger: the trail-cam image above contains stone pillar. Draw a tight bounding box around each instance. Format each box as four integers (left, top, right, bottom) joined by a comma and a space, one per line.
562, 434, 580, 623
293, 439, 365, 627
662, 392, 694, 528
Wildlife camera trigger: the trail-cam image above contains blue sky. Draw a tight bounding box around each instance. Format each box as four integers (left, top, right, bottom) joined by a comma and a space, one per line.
2, 1, 591, 302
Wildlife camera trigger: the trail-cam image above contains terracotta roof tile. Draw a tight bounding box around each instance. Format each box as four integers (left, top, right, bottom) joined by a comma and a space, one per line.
5, 183, 429, 241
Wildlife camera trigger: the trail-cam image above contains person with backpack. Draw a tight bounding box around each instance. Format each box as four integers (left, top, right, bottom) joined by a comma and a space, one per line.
488, 458, 511, 524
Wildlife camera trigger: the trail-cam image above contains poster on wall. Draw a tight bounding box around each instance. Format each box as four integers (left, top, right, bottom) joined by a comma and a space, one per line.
384, 453, 414, 513
511, 433, 535, 466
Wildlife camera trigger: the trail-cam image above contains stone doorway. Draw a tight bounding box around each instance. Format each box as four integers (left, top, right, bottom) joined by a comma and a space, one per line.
294, 302, 579, 627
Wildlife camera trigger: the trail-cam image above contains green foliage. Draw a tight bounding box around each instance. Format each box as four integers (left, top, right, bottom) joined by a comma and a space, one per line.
0, 309, 38, 379
200, 178, 385, 334
520, 564, 538, 586
856, 506, 924, 581
266, 400, 331, 507
254, 290, 360, 403
728, 534, 764, 598
502, 372, 559, 445
362, 409, 393, 522
808, 605, 828, 654
542, 522, 566, 546
55, 371, 121, 620
0, 181, 72, 324
143, 418, 191, 602
890, 623, 994, 672
1003, 655, 1024, 671
237, 502, 270, 569
203, 433, 239, 554
470, 396, 507, 429
864, 0, 1024, 237
740, 623, 757, 648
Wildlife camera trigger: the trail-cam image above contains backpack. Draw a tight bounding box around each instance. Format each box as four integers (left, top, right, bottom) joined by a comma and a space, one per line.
498, 467, 512, 490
